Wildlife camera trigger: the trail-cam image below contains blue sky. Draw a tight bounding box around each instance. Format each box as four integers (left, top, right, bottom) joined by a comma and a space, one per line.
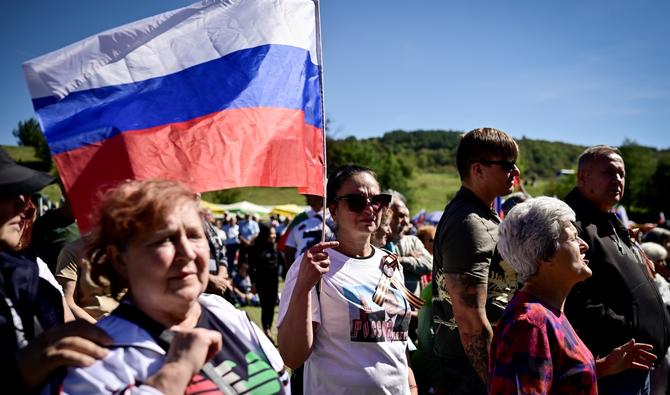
1, 0, 668, 149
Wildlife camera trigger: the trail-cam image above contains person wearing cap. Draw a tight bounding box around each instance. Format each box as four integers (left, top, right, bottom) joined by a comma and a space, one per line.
0, 147, 111, 392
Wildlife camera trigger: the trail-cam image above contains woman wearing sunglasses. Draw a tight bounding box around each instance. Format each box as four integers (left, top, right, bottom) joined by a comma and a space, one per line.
278, 164, 420, 394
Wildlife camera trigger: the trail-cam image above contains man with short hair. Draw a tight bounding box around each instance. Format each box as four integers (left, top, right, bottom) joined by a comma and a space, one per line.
565, 145, 670, 395
432, 127, 520, 394
386, 191, 432, 296
282, 194, 334, 267
238, 213, 259, 265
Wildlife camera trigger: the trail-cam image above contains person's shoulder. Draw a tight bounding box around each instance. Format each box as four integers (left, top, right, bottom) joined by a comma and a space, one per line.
441, 196, 471, 219
499, 304, 547, 338
290, 211, 309, 225
438, 211, 495, 247
61, 237, 86, 255
564, 188, 595, 220
441, 197, 489, 229
56, 239, 86, 270
200, 293, 245, 319
295, 212, 324, 228
301, 215, 324, 228
365, 246, 391, 265
96, 314, 165, 354
505, 293, 557, 327
398, 234, 423, 250
32, 207, 62, 226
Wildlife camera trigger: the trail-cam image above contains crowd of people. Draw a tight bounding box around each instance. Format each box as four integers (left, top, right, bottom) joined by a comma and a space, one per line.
2, 126, 670, 394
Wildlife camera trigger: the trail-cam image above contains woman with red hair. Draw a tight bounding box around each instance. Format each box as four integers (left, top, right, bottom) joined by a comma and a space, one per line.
61, 179, 288, 394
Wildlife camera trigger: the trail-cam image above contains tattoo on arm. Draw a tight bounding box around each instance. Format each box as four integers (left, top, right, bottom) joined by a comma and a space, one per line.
445, 273, 485, 308
462, 330, 491, 385
444, 273, 492, 385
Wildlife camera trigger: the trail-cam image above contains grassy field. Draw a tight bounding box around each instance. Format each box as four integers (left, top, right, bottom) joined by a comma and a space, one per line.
4, 145, 539, 213
406, 169, 461, 214
1, 144, 38, 162
2, 145, 62, 203
240, 281, 284, 341
232, 187, 304, 205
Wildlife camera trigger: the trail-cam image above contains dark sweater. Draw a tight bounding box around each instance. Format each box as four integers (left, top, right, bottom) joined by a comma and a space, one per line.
0, 251, 64, 393
564, 188, 670, 363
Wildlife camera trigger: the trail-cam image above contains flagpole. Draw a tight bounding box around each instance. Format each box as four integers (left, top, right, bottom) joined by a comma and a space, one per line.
314, 0, 328, 243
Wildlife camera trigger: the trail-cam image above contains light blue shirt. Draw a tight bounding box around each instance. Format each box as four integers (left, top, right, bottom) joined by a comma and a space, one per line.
239, 219, 259, 241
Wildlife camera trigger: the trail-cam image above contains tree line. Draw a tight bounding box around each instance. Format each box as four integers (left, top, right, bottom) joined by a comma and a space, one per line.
12, 118, 670, 220
328, 130, 670, 220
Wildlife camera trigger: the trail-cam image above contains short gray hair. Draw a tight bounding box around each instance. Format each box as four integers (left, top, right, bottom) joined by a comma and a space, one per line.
577, 145, 623, 173
643, 228, 670, 245
498, 197, 576, 282
641, 242, 667, 263
383, 189, 407, 207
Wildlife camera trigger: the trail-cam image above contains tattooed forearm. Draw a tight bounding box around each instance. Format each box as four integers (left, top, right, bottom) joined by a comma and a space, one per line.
445, 273, 484, 307
444, 273, 492, 384
462, 330, 492, 385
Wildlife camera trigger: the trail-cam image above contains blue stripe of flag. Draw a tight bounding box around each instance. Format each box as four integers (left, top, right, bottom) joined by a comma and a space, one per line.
34, 44, 321, 154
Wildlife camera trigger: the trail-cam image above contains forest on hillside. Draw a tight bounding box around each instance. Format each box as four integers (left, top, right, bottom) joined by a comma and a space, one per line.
10, 118, 670, 219
327, 129, 670, 220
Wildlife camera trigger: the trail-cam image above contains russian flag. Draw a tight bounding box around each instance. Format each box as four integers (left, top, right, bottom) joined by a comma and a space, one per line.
23, 0, 324, 231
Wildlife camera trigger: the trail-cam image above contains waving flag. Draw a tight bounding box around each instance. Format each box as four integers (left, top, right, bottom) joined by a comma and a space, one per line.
23, 0, 324, 231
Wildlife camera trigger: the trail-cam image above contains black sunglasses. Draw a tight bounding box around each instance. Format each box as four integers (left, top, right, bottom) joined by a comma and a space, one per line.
479, 160, 517, 172
334, 193, 392, 213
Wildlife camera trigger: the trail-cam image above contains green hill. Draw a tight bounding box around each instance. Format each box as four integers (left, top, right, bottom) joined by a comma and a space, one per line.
328, 130, 670, 219
5, 127, 670, 220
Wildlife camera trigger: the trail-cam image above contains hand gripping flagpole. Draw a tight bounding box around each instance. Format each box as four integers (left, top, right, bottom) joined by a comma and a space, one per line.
314, 0, 328, 243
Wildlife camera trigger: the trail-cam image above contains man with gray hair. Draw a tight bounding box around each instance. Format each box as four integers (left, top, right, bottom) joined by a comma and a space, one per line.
565, 145, 670, 394
384, 189, 432, 296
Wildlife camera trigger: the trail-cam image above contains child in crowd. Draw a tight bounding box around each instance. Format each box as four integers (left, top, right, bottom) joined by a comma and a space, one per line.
233, 263, 259, 306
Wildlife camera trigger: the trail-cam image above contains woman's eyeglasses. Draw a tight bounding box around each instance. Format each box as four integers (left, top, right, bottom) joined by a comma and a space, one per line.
478, 160, 517, 172
334, 194, 392, 213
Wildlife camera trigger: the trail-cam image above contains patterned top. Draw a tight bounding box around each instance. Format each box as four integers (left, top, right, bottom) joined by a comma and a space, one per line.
489, 291, 597, 395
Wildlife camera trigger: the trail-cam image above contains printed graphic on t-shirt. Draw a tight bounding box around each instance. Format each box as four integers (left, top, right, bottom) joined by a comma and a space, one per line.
182, 308, 285, 395
298, 227, 323, 254
487, 249, 518, 324
343, 283, 411, 342
185, 350, 281, 395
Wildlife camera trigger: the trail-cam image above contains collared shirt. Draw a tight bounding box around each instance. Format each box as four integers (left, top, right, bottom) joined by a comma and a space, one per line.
223, 223, 239, 245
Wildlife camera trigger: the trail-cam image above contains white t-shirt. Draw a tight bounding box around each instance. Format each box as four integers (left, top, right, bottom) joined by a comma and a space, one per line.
278, 246, 411, 394
285, 209, 335, 254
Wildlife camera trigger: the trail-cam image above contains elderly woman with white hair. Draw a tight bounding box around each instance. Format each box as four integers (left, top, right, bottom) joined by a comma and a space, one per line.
489, 197, 657, 394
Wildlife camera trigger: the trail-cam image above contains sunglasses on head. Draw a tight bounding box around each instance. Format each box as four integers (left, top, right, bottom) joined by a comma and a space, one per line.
479, 160, 517, 172
334, 193, 392, 213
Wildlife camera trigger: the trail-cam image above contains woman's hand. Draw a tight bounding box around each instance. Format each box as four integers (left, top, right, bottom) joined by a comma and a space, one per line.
15, 320, 112, 389
295, 241, 339, 292
596, 339, 656, 377
278, 240, 338, 368
145, 327, 222, 395
165, 327, 222, 375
